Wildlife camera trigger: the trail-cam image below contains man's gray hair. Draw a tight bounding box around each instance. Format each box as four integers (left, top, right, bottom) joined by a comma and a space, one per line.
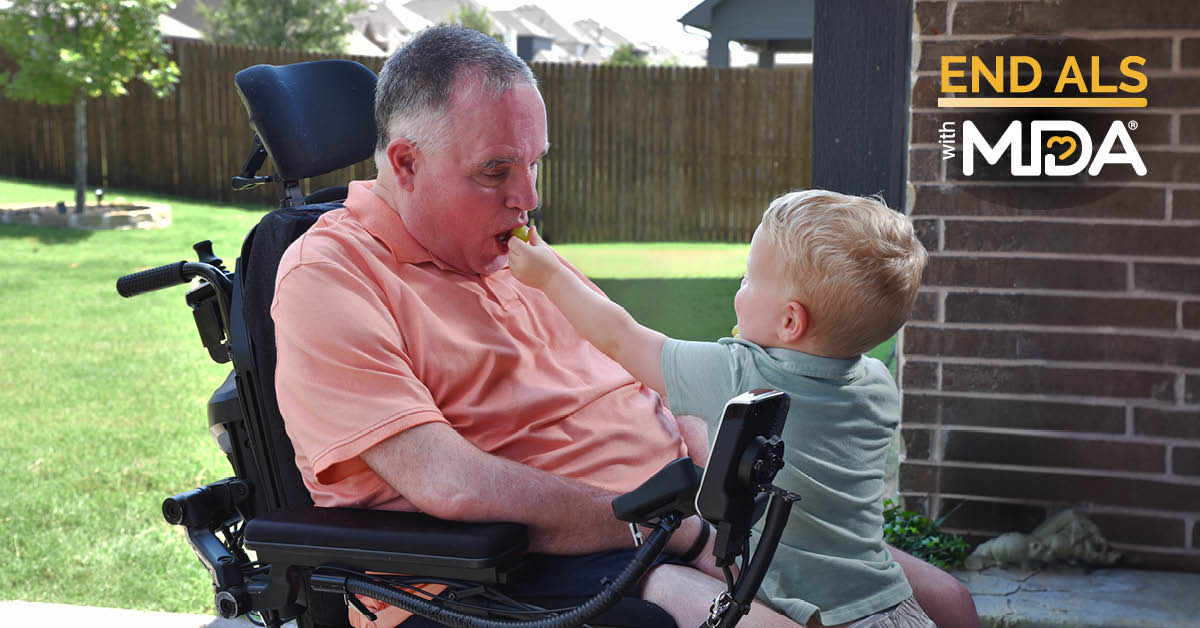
375, 24, 537, 153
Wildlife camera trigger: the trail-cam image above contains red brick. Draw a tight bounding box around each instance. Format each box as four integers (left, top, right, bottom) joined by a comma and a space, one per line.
1108, 113, 1170, 145
909, 290, 939, 322
905, 326, 1200, 367
1115, 547, 1200, 572
911, 112, 970, 145
912, 75, 940, 109
941, 363, 1176, 401
1176, 447, 1200, 476
935, 464, 1198, 512
942, 148, 1175, 185
902, 360, 939, 389
1134, 263, 1200, 295
1184, 38, 1200, 68
923, 256, 1126, 291
902, 426, 933, 460
1086, 512, 1187, 548
915, 1, 947, 36
912, 218, 939, 252
918, 37, 1171, 72
1169, 150, 1200, 184
944, 431, 1166, 473
1176, 190, 1200, 220
1135, 407, 1200, 440
943, 293, 1177, 329
1185, 302, 1200, 330
900, 461, 938, 493
1182, 115, 1200, 146
897, 494, 930, 517
939, 499, 1047, 534
903, 393, 1127, 433
953, 0, 1200, 33
951, 2, 1057, 35
909, 147, 942, 183
1146, 77, 1200, 109
912, 185, 1165, 218
944, 221, 1199, 257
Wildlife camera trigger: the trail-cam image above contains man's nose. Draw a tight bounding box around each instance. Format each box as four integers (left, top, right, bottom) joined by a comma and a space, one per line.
505, 169, 539, 211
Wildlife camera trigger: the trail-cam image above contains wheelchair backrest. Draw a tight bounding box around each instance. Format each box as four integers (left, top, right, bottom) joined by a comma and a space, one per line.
227, 205, 339, 514
220, 60, 378, 516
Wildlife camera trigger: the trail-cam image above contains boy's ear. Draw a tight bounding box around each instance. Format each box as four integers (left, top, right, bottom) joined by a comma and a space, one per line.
385, 138, 418, 191
778, 300, 809, 344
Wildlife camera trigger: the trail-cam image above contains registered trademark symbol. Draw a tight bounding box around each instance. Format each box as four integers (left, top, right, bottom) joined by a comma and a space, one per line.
1128, 120, 1139, 131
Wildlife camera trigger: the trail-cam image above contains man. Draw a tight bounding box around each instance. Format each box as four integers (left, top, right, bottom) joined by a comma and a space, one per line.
273, 25, 977, 628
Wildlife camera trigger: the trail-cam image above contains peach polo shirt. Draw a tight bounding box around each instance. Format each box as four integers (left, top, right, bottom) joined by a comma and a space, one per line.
272, 180, 687, 512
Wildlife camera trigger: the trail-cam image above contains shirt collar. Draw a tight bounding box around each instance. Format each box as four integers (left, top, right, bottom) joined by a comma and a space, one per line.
344, 179, 456, 272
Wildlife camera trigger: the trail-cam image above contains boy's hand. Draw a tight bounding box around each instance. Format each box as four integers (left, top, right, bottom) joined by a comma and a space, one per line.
507, 225, 564, 290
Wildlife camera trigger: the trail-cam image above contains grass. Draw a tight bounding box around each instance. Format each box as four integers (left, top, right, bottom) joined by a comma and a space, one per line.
0, 176, 893, 613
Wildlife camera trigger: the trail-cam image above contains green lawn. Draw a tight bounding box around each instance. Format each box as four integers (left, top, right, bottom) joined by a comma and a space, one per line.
0, 176, 891, 613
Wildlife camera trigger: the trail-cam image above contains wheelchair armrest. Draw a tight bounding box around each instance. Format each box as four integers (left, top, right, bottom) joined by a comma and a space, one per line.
245, 507, 529, 584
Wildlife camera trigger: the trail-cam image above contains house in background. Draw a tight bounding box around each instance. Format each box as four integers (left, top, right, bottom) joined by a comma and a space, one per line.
680, 0, 813, 67
488, 11, 560, 63
349, 0, 433, 55
164, 0, 697, 65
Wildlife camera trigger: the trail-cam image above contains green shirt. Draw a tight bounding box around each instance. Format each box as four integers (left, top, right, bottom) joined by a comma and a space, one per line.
662, 338, 912, 625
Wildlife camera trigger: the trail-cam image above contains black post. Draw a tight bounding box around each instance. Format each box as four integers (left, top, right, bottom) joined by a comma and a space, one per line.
811, 0, 914, 212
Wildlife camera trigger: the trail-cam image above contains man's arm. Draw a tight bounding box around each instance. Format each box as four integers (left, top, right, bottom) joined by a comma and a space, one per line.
508, 228, 667, 395
360, 421, 712, 560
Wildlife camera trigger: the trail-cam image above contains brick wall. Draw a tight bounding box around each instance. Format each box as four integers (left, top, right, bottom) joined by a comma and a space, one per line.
902, 0, 1200, 571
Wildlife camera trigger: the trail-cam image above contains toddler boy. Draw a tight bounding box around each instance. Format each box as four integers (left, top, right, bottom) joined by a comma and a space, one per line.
507, 189, 932, 628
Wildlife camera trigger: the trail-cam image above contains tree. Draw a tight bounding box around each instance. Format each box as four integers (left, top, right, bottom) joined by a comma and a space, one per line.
198, 0, 365, 54
0, 0, 180, 213
606, 44, 647, 67
447, 3, 501, 41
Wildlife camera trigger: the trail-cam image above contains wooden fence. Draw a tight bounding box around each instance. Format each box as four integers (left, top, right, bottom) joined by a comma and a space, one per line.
0, 38, 811, 242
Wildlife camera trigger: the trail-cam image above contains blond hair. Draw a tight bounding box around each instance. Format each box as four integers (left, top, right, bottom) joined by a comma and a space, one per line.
760, 189, 928, 357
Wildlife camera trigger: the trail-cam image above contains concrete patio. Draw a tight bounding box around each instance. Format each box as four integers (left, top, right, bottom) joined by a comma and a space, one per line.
5, 567, 1200, 627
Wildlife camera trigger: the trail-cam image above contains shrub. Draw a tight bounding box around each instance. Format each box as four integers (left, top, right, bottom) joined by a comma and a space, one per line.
883, 499, 970, 570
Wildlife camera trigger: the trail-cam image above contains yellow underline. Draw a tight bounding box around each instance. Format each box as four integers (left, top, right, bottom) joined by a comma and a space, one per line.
937, 97, 1147, 108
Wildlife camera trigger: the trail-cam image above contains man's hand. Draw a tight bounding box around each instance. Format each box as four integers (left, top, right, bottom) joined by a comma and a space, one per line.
508, 225, 565, 290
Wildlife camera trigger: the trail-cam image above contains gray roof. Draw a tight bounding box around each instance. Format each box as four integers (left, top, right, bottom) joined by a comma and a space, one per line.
402, 0, 483, 24
679, 0, 721, 30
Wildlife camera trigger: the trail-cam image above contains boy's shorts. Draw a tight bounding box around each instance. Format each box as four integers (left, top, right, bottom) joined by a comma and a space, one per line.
845, 596, 935, 628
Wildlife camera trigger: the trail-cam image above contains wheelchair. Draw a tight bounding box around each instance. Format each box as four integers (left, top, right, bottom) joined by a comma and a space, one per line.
117, 59, 798, 628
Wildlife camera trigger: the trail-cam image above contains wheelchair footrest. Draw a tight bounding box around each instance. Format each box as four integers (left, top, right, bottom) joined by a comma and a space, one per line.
245, 507, 528, 584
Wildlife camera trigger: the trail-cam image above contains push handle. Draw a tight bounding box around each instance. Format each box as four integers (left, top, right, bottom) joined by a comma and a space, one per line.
116, 261, 190, 298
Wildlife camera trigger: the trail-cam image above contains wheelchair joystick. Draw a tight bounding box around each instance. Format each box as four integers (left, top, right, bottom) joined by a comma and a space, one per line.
192, 240, 226, 272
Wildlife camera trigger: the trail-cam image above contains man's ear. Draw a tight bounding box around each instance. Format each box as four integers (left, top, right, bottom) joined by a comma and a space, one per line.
778, 301, 809, 344
385, 138, 418, 191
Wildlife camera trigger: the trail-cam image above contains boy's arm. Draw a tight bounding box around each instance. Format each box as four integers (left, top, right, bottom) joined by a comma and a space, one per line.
508, 228, 667, 396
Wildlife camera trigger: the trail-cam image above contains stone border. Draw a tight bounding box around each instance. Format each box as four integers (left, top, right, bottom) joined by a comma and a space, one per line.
0, 202, 171, 230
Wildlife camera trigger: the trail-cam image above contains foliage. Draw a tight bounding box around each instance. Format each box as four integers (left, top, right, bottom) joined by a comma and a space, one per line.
198, 0, 365, 54
883, 499, 970, 570
606, 43, 647, 66
447, 2, 501, 40
0, 0, 180, 212
0, 0, 180, 104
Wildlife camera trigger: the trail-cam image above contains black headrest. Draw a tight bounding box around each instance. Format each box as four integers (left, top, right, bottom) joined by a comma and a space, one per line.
234, 60, 378, 181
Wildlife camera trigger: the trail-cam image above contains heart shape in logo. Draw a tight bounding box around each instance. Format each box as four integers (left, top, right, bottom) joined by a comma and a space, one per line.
1045, 135, 1078, 161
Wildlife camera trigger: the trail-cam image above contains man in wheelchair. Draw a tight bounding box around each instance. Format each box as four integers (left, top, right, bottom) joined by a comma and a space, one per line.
123, 24, 976, 628
270, 25, 746, 627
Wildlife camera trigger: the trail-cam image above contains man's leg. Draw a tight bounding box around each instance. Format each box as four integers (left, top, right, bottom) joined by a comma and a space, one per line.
640, 563, 802, 628
888, 545, 980, 628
